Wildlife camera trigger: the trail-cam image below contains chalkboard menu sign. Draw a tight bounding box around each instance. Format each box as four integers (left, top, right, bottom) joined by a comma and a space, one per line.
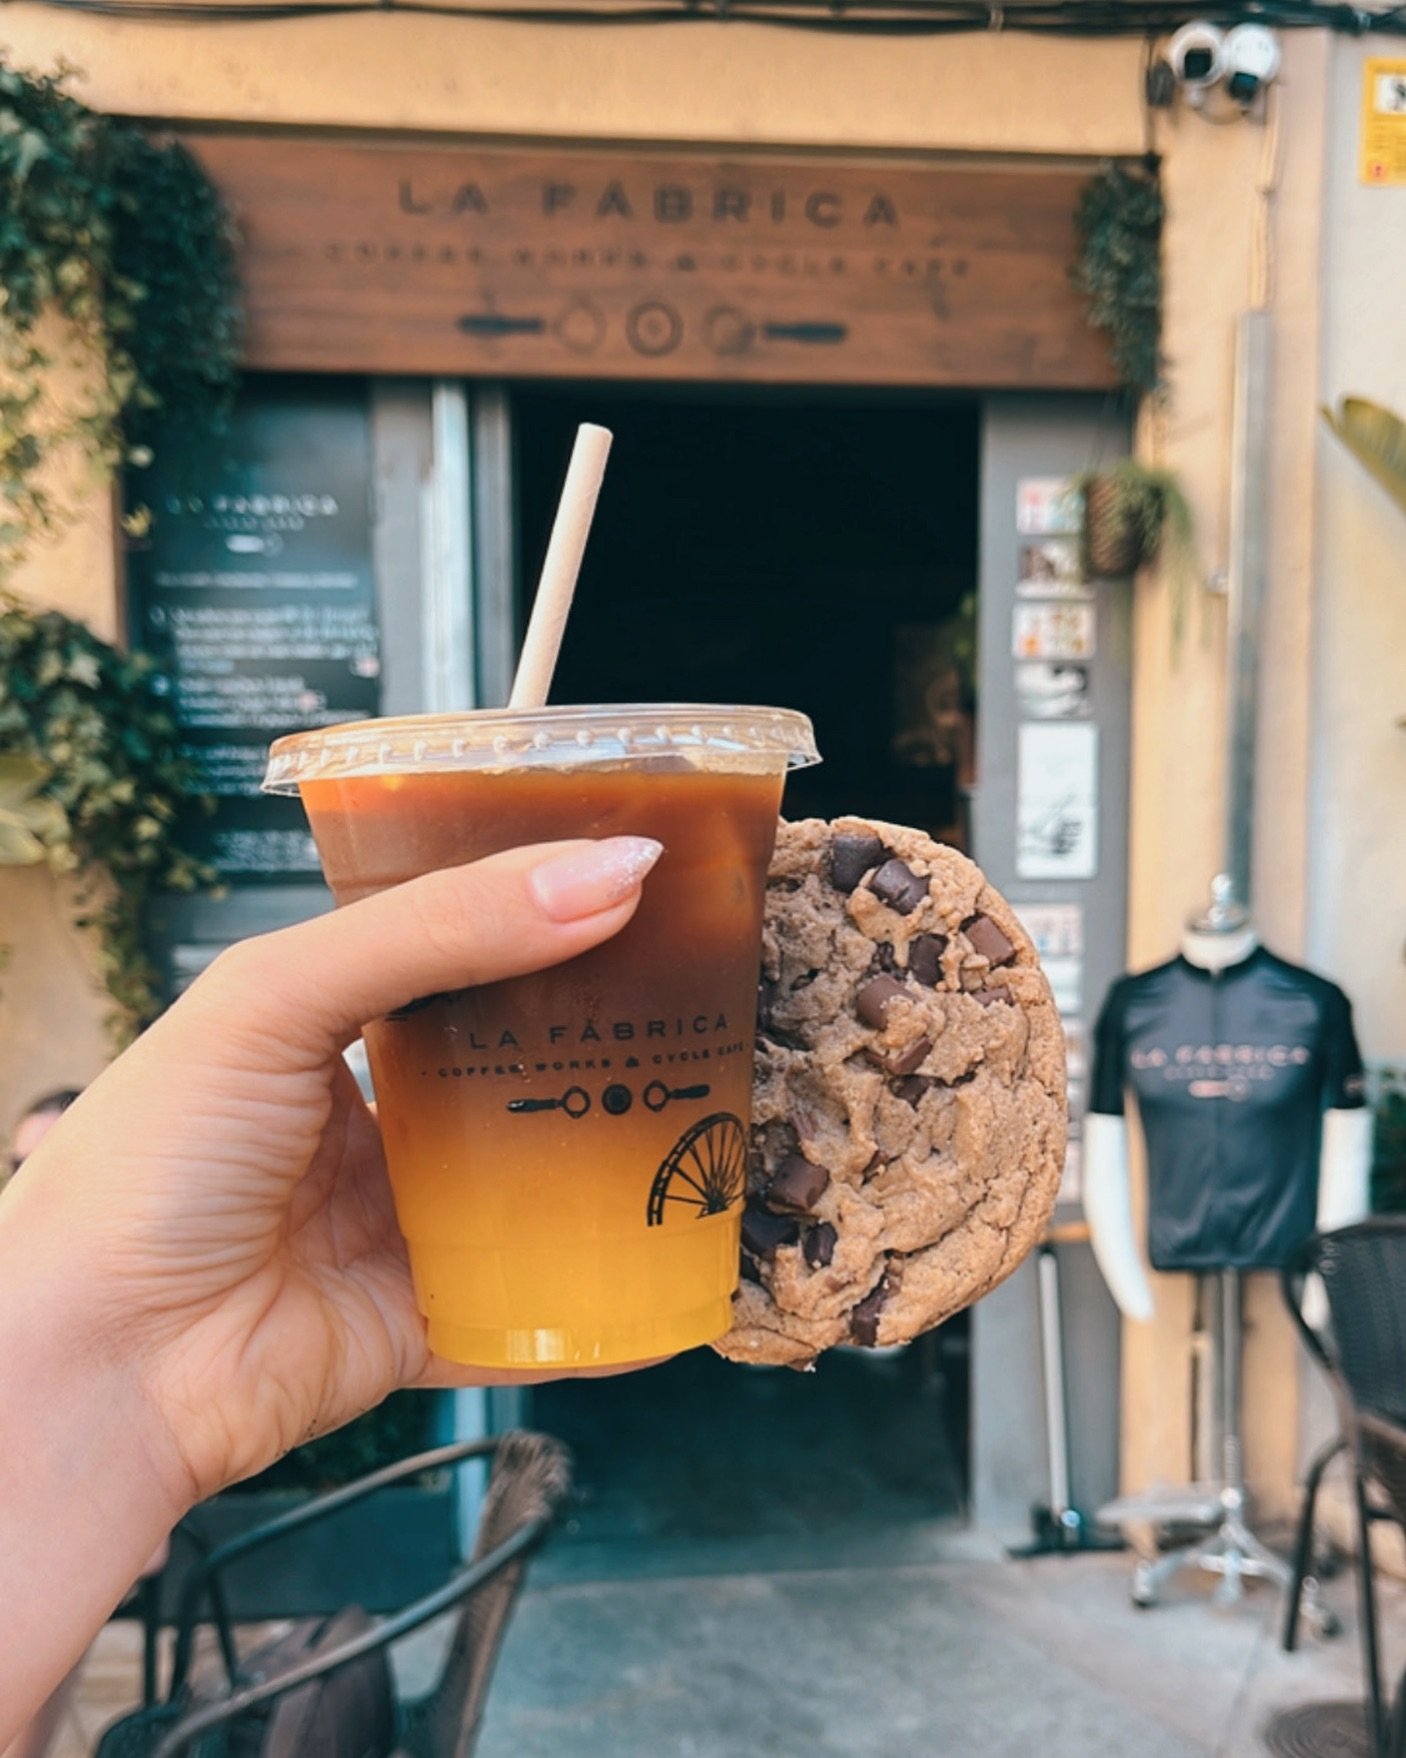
128, 378, 380, 883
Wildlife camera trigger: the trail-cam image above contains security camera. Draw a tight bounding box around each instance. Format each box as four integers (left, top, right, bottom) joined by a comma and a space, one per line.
1168, 21, 1226, 104
1223, 24, 1281, 106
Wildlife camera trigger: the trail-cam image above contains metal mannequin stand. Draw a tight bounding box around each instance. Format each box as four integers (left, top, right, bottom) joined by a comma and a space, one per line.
1099, 1270, 1335, 1628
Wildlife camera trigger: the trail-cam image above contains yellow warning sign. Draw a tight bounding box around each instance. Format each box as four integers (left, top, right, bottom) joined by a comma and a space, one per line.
1361, 58, 1406, 185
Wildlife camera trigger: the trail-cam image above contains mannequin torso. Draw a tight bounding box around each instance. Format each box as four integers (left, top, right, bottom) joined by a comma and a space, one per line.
1085, 910, 1369, 1321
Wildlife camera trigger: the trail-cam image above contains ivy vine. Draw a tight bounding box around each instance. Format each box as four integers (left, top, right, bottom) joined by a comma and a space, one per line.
0, 57, 241, 577
0, 602, 218, 1041
1073, 160, 1165, 400
0, 60, 234, 1036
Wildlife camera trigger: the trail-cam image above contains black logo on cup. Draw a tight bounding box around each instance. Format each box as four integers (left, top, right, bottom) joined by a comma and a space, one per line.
646, 1113, 747, 1225
507, 1085, 591, 1119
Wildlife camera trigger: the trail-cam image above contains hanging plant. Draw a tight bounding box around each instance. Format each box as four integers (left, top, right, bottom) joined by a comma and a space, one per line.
1074, 459, 1198, 644
0, 601, 218, 1040
0, 58, 241, 578
1073, 161, 1165, 401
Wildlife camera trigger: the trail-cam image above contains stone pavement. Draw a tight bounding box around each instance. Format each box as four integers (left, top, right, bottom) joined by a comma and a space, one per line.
56, 1542, 1399, 1756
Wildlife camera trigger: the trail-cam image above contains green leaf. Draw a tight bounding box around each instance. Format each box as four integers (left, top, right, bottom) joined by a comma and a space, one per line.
65, 649, 101, 688
0, 752, 67, 861
1323, 398, 1406, 521
0, 820, 45, 863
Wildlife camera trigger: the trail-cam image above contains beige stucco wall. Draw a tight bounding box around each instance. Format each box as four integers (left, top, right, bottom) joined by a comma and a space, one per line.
1123, 38, 1334, 1519
0, 8, 1356, 1514
1310, 39, 1406, 1072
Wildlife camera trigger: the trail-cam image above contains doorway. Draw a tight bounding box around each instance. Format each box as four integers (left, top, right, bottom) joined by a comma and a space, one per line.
513, 384, 982, 1567
519, 386, 979, 846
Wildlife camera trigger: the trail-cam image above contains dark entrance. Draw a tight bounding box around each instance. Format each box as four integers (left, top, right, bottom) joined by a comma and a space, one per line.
514, 385, 980, 1567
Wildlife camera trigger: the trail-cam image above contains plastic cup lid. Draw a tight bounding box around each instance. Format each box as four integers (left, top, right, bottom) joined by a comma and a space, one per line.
263, 703, 820, 794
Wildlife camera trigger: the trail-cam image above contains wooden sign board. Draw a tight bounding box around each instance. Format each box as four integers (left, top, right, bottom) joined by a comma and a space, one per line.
184, 133, 1117, 390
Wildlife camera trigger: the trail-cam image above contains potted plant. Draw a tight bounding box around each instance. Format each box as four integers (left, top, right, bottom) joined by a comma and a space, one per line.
1075, 460, 1194, 581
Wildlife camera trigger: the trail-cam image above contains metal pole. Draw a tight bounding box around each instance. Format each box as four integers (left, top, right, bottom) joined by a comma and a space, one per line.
1223, 311, 1273, 908
1221, 1269, 1245, 1502
1193, 1275, 1215, 1485
1037, 1245, 1072, 1517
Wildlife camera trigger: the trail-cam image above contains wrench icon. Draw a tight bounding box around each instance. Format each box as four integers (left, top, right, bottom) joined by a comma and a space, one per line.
507, 1085, 591, 1119
642, 1081, 712, 1113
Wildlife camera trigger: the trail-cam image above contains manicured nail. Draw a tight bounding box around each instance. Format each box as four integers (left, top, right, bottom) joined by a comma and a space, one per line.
530, 837, 664, 922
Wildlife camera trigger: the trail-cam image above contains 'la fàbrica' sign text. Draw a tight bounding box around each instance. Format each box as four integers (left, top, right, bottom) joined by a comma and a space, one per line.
182, 134, 1118, 390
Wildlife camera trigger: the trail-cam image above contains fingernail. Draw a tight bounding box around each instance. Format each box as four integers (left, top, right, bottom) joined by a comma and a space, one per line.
530, 837, 664, 922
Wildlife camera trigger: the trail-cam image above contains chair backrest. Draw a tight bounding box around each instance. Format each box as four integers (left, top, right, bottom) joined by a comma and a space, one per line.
1287, 1217, 1406, 1424
416, 1429, 572, 1758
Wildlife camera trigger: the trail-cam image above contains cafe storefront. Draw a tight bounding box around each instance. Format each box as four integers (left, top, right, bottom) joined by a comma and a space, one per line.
4, 5, 1401, 1572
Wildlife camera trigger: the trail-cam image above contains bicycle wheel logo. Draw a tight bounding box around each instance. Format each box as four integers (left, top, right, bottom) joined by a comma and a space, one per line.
646, 1113, 748, 1226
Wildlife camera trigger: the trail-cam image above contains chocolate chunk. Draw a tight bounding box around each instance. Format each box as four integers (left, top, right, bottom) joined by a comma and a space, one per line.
965, 913, 1016, 967
886, 1036, 933, 1077
740, 1252, 763, 1285
974, 988, 1013, 1008
789, 969, 819, 992
860, 1150, 883, 1180
869, 859, 930, 916
856, 973, 908, 1028
870, 941, 898, 975
863, 1036, 933, 1078
829, 833, 888, 892
741, 1203, 800, 1260
851, 1275, 892, 1347
862, 1036, 933, 1077
908, 933, 949, 988
804, 1222, 838, 1269
893, 1074, 937, 1107
766, 1153, 831, 1216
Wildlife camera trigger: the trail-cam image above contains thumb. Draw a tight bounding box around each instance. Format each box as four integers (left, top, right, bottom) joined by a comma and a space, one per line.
174, 837, 664, 1062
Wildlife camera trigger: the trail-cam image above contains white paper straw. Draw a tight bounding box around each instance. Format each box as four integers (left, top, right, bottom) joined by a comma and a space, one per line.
508, 422, 613, 708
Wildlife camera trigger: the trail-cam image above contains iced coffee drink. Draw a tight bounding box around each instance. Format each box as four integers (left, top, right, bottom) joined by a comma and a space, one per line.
264, 706, 818, 1368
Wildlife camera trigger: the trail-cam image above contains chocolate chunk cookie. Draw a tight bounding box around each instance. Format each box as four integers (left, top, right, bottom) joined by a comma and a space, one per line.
714, 816, 1067, 1369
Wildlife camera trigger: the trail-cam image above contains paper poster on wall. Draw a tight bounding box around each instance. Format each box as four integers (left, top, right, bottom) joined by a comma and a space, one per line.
1361, 58, 1406, 184
1016, 476, 1082, 536
1012, 603, 1096, 661
1016, 539, 1094, 601
1017, 721, 1099, 880
1016, 902, 1084, 959
1041, 956, 1084, 1017
1015, 661, 1091, 721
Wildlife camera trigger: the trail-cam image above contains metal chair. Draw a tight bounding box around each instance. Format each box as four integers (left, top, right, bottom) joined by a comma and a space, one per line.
95, 1430, 571, 1758
1282, 1218, 1406, 1758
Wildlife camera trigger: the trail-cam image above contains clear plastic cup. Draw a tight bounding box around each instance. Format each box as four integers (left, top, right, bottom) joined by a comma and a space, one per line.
264, 705, 819, 1367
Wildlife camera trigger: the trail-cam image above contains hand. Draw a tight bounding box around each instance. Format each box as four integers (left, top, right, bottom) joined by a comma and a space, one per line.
1, 836, 662, 1509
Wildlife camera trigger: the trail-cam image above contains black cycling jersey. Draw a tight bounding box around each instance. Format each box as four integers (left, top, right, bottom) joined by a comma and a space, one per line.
1090, 947, 1366, 1272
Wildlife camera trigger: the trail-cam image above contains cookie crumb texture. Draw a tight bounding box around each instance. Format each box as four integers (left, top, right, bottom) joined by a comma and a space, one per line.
714, 817, 1067, 1369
